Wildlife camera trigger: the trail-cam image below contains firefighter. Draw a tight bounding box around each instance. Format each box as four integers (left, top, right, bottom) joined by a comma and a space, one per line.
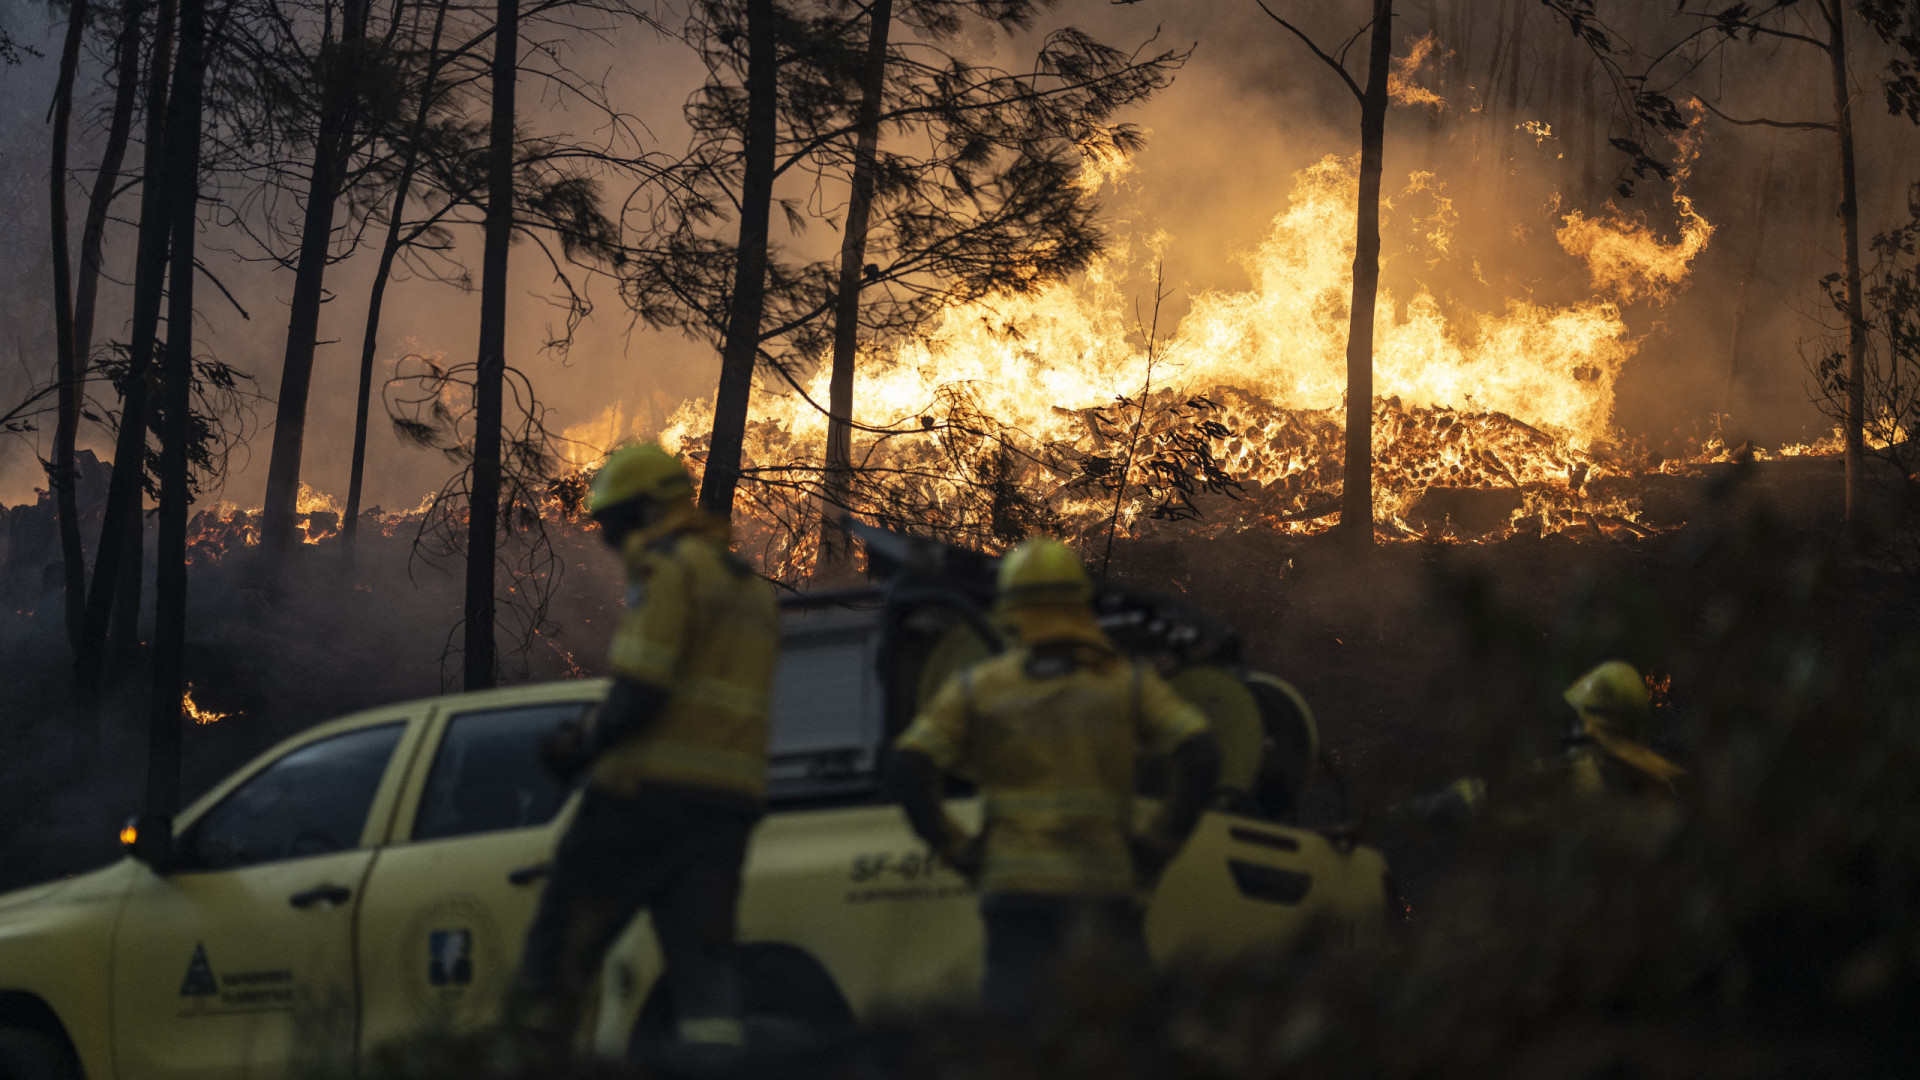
890, 537, 1222, 1014
507, 443, 779, 1057
1416, 660, 1684, 821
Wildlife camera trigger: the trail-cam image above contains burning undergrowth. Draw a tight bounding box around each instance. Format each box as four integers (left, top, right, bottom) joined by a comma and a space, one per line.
171, 155, 1863, 588
644, 155, 1724, 578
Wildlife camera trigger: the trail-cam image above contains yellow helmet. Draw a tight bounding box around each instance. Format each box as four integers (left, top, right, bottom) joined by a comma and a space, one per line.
995, 537, 1093, 611
587, 443, 693, 514
1563, 660, 1652, 741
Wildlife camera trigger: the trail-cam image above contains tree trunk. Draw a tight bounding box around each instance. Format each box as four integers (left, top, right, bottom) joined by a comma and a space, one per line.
1344, 0, 1392, 548
73, 0, 145, 382
816, 0, 891, 576
1481, 0, 1510, 122
1577, 56, 1596, 208
260, 0, 369, 559
76, 0, 176, 721
106, 501, 143, 668
149, 0, 209, 815
50, 0, 90, 651
55, 0, 145, 661
345, 0, 452, 559
1443, 0, 1465, 105
465, 0, 517, 690
1724, 132, 1775, 406
341, 208, 403, 560
1466, 0, 1512, 189
1826, 0, 1867, 533
1496, 0, 1527, 178
698, 0, 779, 520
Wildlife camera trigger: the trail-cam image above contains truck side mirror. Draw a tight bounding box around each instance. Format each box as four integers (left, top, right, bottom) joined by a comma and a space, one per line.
120, 814, 174, 873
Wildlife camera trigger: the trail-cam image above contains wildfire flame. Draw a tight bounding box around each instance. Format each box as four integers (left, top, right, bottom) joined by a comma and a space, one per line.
180, 141, 1765, 580
183, 685, 231, 725
1388, 33, 1447, 109
1556, 104, 1713, 304
185, 482, 357, 563
650, 151, 1709, 569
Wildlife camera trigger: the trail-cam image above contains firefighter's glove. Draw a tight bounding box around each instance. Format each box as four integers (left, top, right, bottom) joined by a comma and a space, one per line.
540, 719, 594, 785
1411, 777, 1486, 824
1130, 831, 1180, 891
944, 834, 985, 887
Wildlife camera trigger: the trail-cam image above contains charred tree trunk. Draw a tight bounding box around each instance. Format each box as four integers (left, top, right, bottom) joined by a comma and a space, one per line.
1344, 0, 1392, 548
50, 0, 91, 651
1495, 0, 1527, 179
1448, 0, 1470, 105
73, 0, 144, 385
106, 505, 143, 667
150, 0, 209, 815
699, 0, 778, 520
54, 0, 142, 655
1577, 56, 1596, 208
465, 0, 517, 690
1826, 0, 1868, 533
260, 0, 369, 559
1725, 132, 1776, 405
341, 206, 404, 560
345, 0, 452, 559
76, 0, 176, 720
816, 0, 891, 575
1481, 0, 1511, 124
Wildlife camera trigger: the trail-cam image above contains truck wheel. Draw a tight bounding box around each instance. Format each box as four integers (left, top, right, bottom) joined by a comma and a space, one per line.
0, 1029, 76, 1080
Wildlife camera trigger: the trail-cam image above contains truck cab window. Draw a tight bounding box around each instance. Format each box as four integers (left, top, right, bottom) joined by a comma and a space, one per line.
177, 723, 405, 871
768, 612, 887, 805
412, 703, 588, 841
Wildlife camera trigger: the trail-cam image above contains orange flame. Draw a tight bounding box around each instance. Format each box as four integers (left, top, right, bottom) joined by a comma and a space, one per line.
640, 150, 1727, 572
1556, 105, 1713, 303
1389, 33, 1447, 109
183, 685, 231, 725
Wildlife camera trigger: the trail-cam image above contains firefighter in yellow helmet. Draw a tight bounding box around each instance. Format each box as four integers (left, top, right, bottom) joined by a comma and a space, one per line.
1416, 660, 1684, 821
507, 444, 779, 1057
890, 537, 1222, 1013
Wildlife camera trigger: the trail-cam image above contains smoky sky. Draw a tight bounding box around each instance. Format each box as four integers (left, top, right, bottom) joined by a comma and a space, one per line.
1, 0, 1915, 509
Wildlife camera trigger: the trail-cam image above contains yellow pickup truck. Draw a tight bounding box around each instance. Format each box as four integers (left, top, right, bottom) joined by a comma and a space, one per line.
0, 592, 1390, 1080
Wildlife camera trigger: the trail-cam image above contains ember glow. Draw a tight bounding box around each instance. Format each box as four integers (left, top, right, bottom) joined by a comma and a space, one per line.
186, 483, 387, 563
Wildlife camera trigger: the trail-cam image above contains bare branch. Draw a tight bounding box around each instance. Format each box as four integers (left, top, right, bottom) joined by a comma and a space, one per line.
1253, 0, 1364, 102
1697, 95, 1835, 131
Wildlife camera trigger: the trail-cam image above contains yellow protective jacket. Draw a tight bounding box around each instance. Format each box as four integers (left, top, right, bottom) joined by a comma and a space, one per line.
894, 630, 1209, 897
592, 504, 780, 807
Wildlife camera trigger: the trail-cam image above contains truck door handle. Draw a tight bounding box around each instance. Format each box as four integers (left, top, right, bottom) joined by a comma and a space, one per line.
508, 862, 553, 886
289, 884, 353, 908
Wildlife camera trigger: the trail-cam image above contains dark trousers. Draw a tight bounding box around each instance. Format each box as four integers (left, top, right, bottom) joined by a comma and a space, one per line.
510, 786, 757, 1042
979, 892, 1150, 1015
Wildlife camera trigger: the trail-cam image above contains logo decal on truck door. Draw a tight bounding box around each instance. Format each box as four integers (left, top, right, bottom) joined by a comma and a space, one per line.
176, 943, 297, 1015
402, 894, 504, 1020
180, 943, 219, 997
429, 930, 473, 985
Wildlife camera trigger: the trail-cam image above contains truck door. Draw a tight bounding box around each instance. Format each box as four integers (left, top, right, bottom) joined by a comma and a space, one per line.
734, 610, 983, 1014
355, 700, 589, 1051
110, 720, 412, 1080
